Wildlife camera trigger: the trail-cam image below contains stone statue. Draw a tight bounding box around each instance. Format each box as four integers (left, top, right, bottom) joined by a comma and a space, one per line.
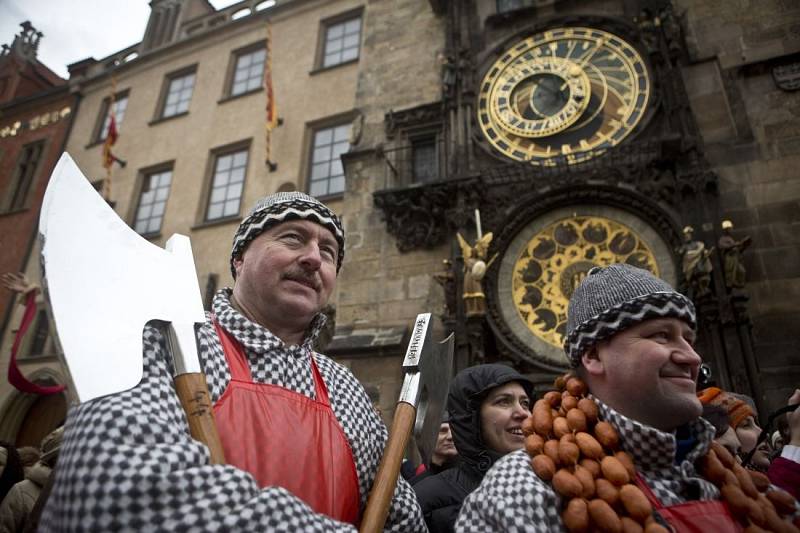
718, 220, 751, 290
679, 225, 714, 297
433, 259, 456, 319
456, 232, 496, 318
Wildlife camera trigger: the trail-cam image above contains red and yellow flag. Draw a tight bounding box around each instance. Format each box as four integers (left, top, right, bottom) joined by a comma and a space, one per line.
265, 19, 278, 169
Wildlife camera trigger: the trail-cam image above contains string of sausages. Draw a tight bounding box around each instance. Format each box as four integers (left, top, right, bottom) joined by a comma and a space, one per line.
522, 373, 800, 533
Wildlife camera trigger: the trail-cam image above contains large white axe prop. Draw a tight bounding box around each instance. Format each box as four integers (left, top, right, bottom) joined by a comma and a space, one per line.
360, 313, 453, 533
39, 153, 225, 464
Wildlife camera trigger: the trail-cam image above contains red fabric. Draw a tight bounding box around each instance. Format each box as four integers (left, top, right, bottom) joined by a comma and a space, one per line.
768, 457, 800, 500
8, 293, 65, 395
212, 321, 360, 524
635, 472, 743, 532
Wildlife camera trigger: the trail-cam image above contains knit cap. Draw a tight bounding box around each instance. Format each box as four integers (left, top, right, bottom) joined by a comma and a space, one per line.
230, 192, 345, 278
565, 263, 696, 367
698, 387, 755, 429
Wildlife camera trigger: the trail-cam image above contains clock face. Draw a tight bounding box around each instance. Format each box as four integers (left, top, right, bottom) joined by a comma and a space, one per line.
492, 206, 675, 368
477, 27, 651, 165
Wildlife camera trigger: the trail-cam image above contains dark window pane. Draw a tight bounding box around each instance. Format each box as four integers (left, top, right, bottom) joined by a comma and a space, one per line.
7, 141, 44, 211
412, 139, 437, 183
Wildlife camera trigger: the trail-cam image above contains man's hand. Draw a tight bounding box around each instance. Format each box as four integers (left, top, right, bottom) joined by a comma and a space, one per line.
1, 272, 39, 296
788, 388, 800, 447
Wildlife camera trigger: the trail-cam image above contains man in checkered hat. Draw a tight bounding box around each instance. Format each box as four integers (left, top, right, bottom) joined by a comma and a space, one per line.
42, 193, 425, 531
456, 263, 752, 531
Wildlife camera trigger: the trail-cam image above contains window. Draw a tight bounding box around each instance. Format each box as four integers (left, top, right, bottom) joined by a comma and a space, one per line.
412, 137, 437, 183
95, 93, 129, 142
322, 16, 361, 68
27, 310, 50, 357
161, 70, 195, 118
133, 168, 172, 235
309, 124, 349, 197
206, 148, 248, 221
230, 47, 265, 97
3, 141, 44, 211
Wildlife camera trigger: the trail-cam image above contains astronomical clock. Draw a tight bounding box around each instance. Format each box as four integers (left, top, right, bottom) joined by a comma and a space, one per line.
476, 24, 675, 369
477, 27, 652, 166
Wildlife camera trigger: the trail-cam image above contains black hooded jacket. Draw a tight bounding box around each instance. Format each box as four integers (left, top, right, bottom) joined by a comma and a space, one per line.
413, 364, 533, 533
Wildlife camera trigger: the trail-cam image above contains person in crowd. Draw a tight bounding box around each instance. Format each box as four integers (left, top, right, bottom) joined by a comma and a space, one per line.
0, 427, 63, 532
0, 443, 24, 505
768, 389, 800, 499
14, 448, 39, 477
411, 418, 459, 484
414, 364, 532, 532
456, 263, 797, 532
701, 403, 742, 458
698, 386, 772, 470
41, 192, 425, 531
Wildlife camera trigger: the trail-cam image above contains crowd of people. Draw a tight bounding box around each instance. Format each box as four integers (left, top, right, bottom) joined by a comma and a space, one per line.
1, 192, 797, 531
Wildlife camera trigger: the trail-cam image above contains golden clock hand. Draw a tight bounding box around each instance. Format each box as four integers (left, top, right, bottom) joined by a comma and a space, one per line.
560, 39, 606, 90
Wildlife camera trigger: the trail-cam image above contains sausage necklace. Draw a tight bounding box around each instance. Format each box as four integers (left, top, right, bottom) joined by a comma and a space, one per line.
523, 374, 800, 533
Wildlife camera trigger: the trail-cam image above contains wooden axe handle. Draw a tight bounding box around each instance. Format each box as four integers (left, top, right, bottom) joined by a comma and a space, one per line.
174, 372, 226, 465
360, 401, 416, 533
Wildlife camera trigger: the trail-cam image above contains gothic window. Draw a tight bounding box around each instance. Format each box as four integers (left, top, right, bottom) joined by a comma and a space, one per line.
3, 140, 44, 212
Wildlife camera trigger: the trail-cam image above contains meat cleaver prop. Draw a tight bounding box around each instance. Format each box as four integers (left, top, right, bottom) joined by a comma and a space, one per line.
39, 153, 225, 464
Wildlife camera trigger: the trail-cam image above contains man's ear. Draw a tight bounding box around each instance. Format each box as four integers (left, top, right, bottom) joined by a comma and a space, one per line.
232, 257, 244, 278
581, 345, 604, 376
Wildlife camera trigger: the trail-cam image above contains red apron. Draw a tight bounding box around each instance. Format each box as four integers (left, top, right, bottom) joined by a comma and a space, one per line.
635, 473, 743, 533
212, 321, 360, 525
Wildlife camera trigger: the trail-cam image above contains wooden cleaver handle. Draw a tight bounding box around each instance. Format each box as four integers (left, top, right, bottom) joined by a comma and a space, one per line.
174, 372, 226, 465
360, 401, 416, 533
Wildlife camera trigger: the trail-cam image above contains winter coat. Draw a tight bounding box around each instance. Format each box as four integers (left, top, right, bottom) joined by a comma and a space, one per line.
0, 462, 50, 533
414, 364, 533, 533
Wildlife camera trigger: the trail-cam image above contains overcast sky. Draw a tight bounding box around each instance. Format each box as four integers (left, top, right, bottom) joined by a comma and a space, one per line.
0, 0, 239, 78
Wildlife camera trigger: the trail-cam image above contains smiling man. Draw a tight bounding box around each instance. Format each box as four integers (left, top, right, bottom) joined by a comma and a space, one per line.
42, 193, 425, 531
455, 263, 752, 532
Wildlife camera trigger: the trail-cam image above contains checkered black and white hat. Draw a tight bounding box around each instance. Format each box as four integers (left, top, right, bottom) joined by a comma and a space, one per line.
230, 192, 345, 278
565, 263, 696, 367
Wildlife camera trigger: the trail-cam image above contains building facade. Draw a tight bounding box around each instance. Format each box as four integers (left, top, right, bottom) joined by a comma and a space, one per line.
0, 22, 77, 447
1, 0, 797, 447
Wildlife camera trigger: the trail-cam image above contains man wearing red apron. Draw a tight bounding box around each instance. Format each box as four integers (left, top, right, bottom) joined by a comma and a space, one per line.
455, 264, 797, 532
42, 192, 426, 531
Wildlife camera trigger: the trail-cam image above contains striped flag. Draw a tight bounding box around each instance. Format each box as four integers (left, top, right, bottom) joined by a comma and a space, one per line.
265, 19, 278, 170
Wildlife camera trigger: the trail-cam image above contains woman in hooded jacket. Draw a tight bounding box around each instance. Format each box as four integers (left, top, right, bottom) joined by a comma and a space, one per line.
413, 364, 533, 533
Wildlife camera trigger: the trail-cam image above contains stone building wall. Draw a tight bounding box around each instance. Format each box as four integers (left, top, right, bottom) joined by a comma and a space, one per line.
678, 0, 800, 409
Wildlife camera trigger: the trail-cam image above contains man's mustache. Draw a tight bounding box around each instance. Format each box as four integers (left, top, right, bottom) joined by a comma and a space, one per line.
282, 269, 321, 290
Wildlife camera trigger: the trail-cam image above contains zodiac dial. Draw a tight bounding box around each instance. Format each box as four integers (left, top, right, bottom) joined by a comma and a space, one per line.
478, 27, 651, 165
510, 216, 659, 349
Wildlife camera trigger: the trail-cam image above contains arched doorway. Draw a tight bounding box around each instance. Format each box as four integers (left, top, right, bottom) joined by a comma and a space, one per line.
14, 391, 67, 447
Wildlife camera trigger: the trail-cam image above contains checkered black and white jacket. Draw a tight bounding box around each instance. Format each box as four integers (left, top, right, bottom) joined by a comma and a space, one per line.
455, 400, 720, 532
41, 290, 426, 532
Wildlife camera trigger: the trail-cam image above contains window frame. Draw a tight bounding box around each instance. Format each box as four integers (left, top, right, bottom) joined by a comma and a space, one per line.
153, 64, 197, 123
130, 161, 175, 237
304, 113, 355, 199
90, 90, 130, 146
221, 42, 266, 102
313, 8, 364, 72
1, 139, 47, 213
409, 133, 440, 184
197, 139, 252, 226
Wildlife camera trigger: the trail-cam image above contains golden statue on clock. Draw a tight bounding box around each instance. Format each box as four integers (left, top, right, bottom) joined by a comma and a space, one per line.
511, 216, 659, 349
478, 27, 651, 165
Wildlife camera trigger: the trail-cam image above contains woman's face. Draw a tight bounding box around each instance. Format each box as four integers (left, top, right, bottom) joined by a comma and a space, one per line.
735, 415, 761, 453
479, 382, 531, 455
716, 426, 741, 459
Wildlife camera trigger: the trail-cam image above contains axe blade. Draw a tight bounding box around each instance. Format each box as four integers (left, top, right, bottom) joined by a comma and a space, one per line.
39, 153, 206, 403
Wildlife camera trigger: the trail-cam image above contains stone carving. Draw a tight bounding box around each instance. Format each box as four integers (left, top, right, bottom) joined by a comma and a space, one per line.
373, 183, 453, 251
432, 259, 456, 319
679, 225, 714, 298
718, 220, 751, 291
